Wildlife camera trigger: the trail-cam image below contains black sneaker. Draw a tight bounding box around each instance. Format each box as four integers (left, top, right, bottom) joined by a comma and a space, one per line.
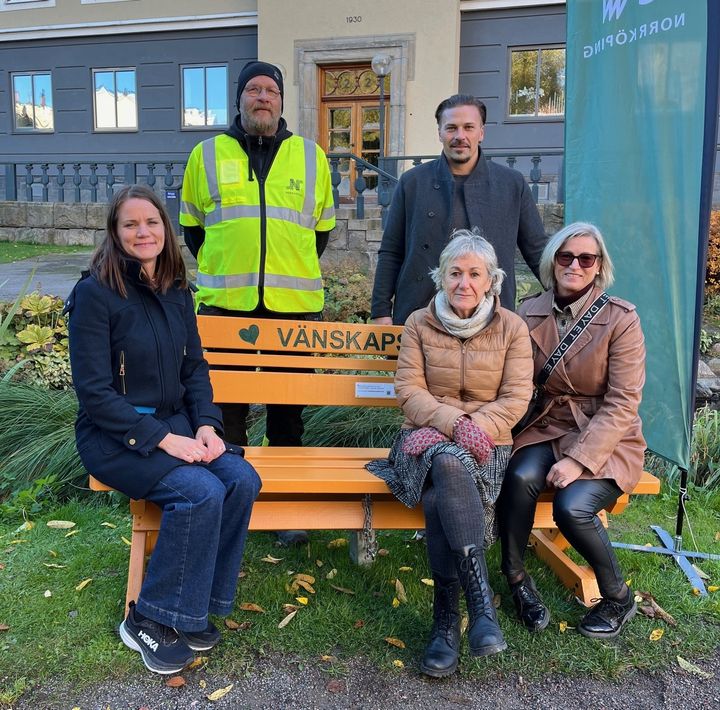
176, 621, 221, 651
578, 591, 637, 639
119, 602, 194, 674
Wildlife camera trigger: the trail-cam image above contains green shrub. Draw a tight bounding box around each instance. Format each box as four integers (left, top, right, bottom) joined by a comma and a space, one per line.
0, 292, 72, 389
323, 267, 371, 323
705, 210, 720, 295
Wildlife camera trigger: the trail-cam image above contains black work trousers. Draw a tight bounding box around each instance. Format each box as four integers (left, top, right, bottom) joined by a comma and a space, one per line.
498, 442, 626, 599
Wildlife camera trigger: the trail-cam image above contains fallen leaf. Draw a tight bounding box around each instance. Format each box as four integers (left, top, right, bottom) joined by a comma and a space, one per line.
708, 586, 719, 593
261, 555, 283, 564
326, 679, 345, 693
325, 568, 337, 579
47, 520, 75, 529
625, 578, 633, 586
398, 566, 413, 572
239, 602, 265, 613
121, 536, 132, 546
354, 619, 365, 628
715, 531, 720, 542
207, 683, 233, 701
278, 610, 297, 628
384, 636, 405, 649
677, 655, 714, 678
420, 578, 434, 587
692, 587, 701, 596
236, 621, 252, 630
225, 619, 241, 630
75, 578, 92, 592
330, 584, 355, 595
238, 571, 247, 579
327, 538, 347, 549
394, 578, 408, 603
315, 559, 324, 567
166, 676, 186, 688
559, 621, 569, 633
392, 659, 404, 668
0, 623, 9, 632
320, 654, 336, 662
392, 597, 400, 608
9, 540, 27, 545
295, 597, 309, 606
44, 590, 52, 598
377, 548, 389, 556
0, 564, 4, 571
101, 522, 117, 529
296, 579, 316, 594
460, 613, 469, 635
48, 550, 57, 558
43, 563, 66, 569
64, 529, 79, 538
649, 628, 664, 641
692, 564, 711, 581
638, 605, 656, 619
14, 521, 34, 533
294, 573, 316, 584
493, 593, 501, 609
187, 656, 209, 670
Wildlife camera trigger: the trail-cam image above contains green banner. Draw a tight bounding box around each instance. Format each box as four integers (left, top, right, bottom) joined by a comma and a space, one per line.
565, 0, 718, 468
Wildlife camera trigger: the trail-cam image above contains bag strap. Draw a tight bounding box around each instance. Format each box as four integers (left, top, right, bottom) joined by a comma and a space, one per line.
537, 291, 610, 387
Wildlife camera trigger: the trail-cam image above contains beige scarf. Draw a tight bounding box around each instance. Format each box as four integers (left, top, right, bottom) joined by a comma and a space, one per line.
434, 291, 495, 339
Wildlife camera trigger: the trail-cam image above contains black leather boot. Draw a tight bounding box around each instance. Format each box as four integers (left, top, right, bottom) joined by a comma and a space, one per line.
454, 545, 507, 657
420, 576, 461, 677
510, 574, 550, 632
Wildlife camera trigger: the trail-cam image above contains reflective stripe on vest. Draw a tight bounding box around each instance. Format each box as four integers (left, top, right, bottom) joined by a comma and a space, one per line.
196, 271, 322, 292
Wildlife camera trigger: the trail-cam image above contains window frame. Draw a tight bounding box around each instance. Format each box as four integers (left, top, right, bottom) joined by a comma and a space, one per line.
1, 0, 56, 10
506, 44, 566, 123
10, 70, 54, 134
91, 67, 139, 133
180, 63, 230, 131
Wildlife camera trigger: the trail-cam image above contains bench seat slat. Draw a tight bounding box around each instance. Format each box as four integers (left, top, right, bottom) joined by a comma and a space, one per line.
204, 352, 398, 372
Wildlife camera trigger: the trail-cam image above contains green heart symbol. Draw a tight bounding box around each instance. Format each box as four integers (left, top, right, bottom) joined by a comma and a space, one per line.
239, 324, 259, 345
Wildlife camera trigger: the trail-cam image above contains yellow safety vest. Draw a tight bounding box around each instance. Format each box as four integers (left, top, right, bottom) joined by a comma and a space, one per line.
180, 133, 336, 312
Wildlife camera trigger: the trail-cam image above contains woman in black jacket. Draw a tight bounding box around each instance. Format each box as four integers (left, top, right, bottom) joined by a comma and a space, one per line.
67, 185, 261, 675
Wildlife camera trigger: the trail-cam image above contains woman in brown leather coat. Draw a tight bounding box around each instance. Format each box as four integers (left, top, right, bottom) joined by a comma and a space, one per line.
368, 230, 533, 677
498, 221, 646, 640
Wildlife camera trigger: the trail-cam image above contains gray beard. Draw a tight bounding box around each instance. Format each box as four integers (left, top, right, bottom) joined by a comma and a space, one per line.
240, 107, 279, 137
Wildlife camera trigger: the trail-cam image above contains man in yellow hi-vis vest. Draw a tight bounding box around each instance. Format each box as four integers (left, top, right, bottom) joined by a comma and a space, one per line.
181, 62, 335, 544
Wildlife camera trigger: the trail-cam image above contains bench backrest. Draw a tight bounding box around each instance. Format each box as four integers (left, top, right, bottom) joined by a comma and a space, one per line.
197, 316, 404, 408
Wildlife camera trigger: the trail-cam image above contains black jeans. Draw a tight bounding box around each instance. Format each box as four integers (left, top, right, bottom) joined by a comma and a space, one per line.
199, 303, 319, 447
498, 442, 626, 599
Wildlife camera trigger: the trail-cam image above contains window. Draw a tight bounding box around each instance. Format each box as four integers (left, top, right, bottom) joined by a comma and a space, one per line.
1, 0, 55, 9
508, 46, 565, 119
12, 72, 54, 132
182, 65, 228, 128
93, 69, 138, 131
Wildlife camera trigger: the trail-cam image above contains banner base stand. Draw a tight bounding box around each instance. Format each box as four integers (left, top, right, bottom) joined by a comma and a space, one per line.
612, 525, 720, 596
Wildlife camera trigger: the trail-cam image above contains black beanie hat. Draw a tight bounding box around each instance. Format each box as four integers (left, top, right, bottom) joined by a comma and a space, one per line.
235, 60, 284, 110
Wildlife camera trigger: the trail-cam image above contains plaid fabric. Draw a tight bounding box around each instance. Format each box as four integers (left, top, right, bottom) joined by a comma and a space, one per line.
366, 428, 511, 549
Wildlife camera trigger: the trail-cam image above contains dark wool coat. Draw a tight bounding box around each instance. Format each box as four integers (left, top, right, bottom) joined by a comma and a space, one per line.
513, 287, 647, 493
66, 264, 223, 499
370, 151, 547, 324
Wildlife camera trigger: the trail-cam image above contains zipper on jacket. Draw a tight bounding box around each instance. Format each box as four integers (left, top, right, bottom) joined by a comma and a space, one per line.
119, 350, 126, 395
460, 343, 467, 400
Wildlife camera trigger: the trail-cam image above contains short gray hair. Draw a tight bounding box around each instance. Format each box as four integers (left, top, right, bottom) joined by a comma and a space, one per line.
430, 228, 505, 296
538, 221, 615, 291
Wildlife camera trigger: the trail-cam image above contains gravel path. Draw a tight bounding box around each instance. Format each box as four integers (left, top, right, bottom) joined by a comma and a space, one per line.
14, 650, 720, 709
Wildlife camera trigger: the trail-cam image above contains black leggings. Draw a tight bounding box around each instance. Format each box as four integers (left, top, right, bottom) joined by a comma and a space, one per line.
498, 442, 626, 600
423, 453, 487, 580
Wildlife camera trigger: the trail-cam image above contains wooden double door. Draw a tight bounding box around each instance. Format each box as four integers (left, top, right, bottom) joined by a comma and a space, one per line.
318, 65, 389, 200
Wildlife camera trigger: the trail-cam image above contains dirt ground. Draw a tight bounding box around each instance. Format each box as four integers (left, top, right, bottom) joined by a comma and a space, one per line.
14, 649, 720, 710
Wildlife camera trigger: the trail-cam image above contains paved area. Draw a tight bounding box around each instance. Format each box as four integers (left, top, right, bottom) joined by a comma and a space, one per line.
0, 252, 91, 301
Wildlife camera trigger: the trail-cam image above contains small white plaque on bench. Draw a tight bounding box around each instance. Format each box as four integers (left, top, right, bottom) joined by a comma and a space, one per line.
355, 382, 396, 399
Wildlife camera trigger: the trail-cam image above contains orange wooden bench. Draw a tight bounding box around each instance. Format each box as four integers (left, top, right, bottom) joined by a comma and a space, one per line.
89, 316, 659, 610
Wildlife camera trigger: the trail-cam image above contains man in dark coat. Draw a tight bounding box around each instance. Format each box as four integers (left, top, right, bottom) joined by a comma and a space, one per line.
371, 94, 547, 325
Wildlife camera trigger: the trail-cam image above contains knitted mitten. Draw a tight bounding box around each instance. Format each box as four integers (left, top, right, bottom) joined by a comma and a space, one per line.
402, 427, 451, 456
452, 417, 495, 464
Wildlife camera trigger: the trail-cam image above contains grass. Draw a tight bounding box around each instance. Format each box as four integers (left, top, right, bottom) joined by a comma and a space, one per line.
0, 243, 92, 264
1, 487, 719, 702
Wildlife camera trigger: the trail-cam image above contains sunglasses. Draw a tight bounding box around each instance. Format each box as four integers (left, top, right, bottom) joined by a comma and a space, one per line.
554, 251, 601, 268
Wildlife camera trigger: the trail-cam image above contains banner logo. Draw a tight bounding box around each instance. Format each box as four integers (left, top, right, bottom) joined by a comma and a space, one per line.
603, 0, 655, 23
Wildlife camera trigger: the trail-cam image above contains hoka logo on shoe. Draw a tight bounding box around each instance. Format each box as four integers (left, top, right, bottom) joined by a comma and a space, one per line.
138, 630, 159, 652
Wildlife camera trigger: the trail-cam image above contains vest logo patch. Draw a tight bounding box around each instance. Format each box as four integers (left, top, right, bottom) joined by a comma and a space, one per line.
286, 178, 303, 193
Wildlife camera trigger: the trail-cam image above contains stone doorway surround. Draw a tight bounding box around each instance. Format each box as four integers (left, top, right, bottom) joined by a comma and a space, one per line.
294, 34, 415, 156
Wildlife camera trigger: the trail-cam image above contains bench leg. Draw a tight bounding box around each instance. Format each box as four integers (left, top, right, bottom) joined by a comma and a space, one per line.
530, 529, 600, 606
349, 531, 376, 567
125, 527, 148, 616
